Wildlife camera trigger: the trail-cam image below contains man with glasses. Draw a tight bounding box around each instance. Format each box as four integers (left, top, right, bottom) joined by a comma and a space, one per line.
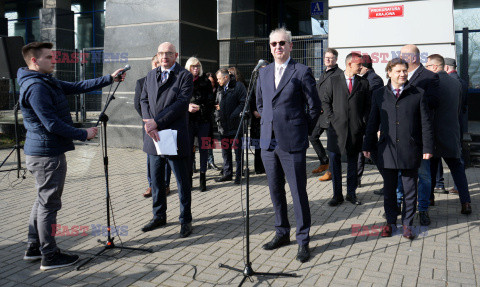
425, 54, 472, 215
310, 48, 343, 182
140, 42, 194, 238
256, 27, 322, 263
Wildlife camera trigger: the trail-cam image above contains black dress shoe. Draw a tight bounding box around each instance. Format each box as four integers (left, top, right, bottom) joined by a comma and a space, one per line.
296, 244, 310, 263
461, 202, 472, 214
346, 195, 362, 205
328, 197, 344, 207
381, 223, 393, 237
215, 175, 232, 182
208, 162, 222, 171
374, 188, 384, 195
419, 211, 431, 226
142, 218, 166, 232
180, 223, 192, 238
234, 177, 241, 184
262, 234, 290, 250
434, 187, 447, 194
403, 226, 415, 240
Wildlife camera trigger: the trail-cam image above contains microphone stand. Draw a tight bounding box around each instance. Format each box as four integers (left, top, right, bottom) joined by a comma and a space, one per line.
0, 78, 26, 179
77, 79, 152, 270
218, 68, 299, 286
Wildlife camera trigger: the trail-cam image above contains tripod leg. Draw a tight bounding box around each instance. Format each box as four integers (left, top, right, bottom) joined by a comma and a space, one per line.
238, 275, 248, 287
119, 246, 153, 253
254, 271, 299, 277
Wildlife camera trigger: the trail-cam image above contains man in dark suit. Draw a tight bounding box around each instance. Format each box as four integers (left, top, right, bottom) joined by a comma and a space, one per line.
141, 42, 194, 237
323, 52, 371, 207
214, 69, 246, 184
436, 58, 469, 194
310, 48, 343, 181
363, 58, 433, 240
256, 27, 321, 263
398, 44, 439, 226
425, 54, 472, 215
358, 54, 384, 188
134, 55, 160, 198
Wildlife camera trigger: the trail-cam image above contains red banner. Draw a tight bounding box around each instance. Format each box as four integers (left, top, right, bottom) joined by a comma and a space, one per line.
368, 5, 404, 19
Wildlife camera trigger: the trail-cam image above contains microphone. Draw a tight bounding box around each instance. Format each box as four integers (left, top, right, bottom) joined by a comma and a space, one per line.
116, 64, 131, 78
253, 59, 268, 72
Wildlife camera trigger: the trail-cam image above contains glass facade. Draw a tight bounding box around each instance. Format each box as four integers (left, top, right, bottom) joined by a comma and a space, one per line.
5, 0, 105, 50
454, 6, 480, 89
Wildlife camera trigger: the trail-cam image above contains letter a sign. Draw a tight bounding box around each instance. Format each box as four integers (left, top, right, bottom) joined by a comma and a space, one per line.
311, 1, 324, 17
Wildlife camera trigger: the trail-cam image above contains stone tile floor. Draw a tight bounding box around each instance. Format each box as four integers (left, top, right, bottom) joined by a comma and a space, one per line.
0, 143, 478, 286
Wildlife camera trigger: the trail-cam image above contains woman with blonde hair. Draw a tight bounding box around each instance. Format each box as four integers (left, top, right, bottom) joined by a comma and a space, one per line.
185, 57, 215, 192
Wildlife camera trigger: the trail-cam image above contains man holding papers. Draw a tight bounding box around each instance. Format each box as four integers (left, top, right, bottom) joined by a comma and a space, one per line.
140, 42, 194, 238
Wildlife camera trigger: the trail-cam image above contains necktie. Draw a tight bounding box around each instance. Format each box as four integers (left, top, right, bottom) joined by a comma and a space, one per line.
161, 71, 168, 83
395, 89, 400, 98
275, 66, 284, 88
348, 78, 353, 94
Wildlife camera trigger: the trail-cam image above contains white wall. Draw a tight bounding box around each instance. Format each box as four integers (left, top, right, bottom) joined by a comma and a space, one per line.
328, 0, 456, 82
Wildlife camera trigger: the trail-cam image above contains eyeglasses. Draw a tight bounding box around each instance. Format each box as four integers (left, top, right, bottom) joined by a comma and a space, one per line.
191, 65, 200, 68
157, 52, 175, 57
425, 64, 436, 68
270, 41, 287, 47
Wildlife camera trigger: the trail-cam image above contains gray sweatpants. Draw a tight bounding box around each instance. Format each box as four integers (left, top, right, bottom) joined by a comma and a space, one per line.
26, 154, 67, 256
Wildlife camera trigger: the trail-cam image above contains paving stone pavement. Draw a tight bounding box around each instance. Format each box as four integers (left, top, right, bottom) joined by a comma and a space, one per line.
0, 142, 479, 286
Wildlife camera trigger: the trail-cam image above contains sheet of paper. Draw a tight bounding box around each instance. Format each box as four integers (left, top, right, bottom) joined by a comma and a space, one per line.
153, 129, 178, 155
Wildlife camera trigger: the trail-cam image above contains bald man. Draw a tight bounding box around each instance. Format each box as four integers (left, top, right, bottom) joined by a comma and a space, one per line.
140, 42, 194, 237
398, 44, 439, 226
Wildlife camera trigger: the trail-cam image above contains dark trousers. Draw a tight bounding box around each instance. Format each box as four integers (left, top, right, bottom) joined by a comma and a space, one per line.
189, 121, 210, 173
254, 147, 265, 173
329, 151, 358, 200
221, 135, 242, 178
261, 147, 311, 245
430, 157, 471, 204
308, 124, 328, 165
357, 152, 365, 182
149, 154, 192, 224
435, 160, 445, 188
382, 168, 418, 227
26, 154, 67, 256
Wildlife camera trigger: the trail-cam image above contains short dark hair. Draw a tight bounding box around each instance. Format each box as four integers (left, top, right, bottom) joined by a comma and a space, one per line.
428, 54, 445, 67
22, 42, 53, 64
385, 58, 409, 79
345, 52, 362, 65
325, 48, 338, 58
362, 54, 373, 69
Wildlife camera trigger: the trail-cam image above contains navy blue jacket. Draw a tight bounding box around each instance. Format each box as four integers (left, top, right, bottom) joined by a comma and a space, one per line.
409, 64, 440, 111
363, 69, 384, 92
363, 81, 433, 169
215, 77, 246, 136
18, 68, 112, 156
140, 63, 193, 157
256, 60, 322, 152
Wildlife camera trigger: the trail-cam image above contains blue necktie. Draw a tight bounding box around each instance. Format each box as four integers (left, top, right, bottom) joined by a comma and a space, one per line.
161, 71, 168, 83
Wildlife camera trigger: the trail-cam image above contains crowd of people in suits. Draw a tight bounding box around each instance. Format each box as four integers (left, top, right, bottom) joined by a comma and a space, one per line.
17, 25, 473, 270
133, 28, 472, 264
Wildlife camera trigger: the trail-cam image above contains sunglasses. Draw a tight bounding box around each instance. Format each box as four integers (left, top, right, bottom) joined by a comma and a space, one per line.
270, 41, 287, 47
